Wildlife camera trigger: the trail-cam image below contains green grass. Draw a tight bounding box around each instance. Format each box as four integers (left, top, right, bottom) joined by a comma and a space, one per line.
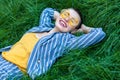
0, 0, 120, 80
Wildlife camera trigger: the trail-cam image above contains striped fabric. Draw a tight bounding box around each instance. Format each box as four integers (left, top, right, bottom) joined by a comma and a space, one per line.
26, 8, 106, 79
0, 8, 106, 79
0, 55, 23, 80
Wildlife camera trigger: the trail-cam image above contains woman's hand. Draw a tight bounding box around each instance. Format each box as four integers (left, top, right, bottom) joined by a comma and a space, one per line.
54, 11, 60, 20
71, 24, 93, 34
80, 24, 93, 33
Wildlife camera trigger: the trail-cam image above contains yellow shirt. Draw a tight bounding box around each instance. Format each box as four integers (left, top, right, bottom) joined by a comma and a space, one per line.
2, 33, 39, 72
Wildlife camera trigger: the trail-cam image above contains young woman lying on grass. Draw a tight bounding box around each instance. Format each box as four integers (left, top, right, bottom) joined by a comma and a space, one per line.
0, 8, 106, 80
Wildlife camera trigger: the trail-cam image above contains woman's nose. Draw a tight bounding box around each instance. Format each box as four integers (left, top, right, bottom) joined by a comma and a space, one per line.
64, 17, 70, 22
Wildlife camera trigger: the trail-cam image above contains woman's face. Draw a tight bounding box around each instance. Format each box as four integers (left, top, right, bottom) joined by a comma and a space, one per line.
55, 8, 80, 32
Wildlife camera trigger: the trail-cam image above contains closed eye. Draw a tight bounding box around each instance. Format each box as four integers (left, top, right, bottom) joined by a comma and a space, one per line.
71, 18, 76, 23
64, 12, 70, 17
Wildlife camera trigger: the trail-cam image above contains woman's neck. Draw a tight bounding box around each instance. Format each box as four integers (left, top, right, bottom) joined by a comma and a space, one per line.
49, 27, 60, 34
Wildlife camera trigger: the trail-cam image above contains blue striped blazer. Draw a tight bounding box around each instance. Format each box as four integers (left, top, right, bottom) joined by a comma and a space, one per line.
0, 8, 106, 79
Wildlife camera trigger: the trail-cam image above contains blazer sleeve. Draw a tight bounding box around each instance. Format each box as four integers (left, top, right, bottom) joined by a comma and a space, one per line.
67, 28, 106, 50
39, 8, 55, 28
26, 8, 55, 33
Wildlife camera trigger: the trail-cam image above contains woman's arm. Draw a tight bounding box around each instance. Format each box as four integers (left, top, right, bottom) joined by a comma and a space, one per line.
39, 8, 54, 25
67, 24, 106, 50
26, 8, 59, 33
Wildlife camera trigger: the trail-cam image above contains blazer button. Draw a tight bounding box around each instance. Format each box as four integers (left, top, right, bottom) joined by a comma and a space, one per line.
38, 59, 40, 63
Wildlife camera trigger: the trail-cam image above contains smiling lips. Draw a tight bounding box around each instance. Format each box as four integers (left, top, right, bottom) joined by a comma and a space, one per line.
59, 19, 67, 28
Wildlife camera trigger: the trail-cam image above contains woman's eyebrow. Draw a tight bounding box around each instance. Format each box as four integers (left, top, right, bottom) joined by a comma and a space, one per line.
71, 17, 78, 22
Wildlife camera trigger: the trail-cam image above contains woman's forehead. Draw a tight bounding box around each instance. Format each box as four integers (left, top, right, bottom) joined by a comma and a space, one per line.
68, 8, 80, 20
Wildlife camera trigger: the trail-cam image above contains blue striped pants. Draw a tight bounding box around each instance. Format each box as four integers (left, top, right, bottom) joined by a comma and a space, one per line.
0, 55, 24, 80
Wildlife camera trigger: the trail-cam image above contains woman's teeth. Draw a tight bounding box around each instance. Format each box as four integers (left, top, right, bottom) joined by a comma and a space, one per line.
59, 20, 67, 28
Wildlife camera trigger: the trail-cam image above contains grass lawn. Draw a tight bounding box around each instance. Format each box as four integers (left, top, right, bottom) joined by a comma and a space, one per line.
0, 0, 120, 80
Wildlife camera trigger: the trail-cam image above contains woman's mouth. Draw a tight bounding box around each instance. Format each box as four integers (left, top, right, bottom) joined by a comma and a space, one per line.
59, 19, 67, 28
